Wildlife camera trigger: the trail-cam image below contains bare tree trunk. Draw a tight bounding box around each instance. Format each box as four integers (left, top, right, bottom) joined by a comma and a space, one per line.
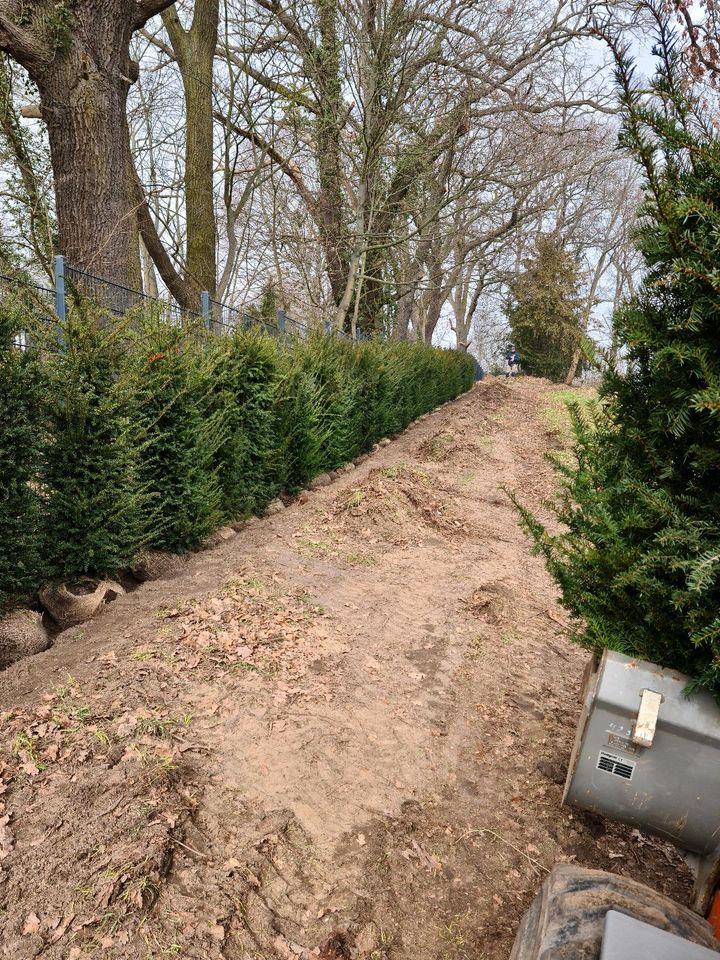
162, 0, 219, 298
394, 278, 419, 339
0, 55, 55, 279
0, 0, 176, 289
140, 236, 159, 298
315, 0, 348, 305
564, 342, 583, 385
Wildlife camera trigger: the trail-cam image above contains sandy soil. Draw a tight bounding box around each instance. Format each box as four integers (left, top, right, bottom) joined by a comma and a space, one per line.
0, 377, 693, 960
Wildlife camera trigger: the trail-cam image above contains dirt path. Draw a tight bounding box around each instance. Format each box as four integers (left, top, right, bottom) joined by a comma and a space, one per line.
0, 378, 692, 960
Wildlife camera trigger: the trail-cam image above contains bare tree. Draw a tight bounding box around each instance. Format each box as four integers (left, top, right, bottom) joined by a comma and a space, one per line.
0, 0, 177, 287
0, 53, 54, 278
161, 0, 220, 297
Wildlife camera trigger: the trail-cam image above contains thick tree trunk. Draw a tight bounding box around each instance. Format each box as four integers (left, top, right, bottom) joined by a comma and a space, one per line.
422, 260, 447, 345
565, 343, 583, 385
0, 0, 177, 293
36, 38, 141, 289
315, 0, 349, 306
394, 283, 416, 340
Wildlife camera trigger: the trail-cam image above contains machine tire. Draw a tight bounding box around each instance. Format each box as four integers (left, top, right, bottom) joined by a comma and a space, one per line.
510, 865, 719, 959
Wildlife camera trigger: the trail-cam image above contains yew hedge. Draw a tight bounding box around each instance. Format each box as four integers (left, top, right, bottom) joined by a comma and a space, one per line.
0, 304, 473, 608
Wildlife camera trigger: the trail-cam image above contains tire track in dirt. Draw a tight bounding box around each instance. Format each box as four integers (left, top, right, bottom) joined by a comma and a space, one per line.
0, 378, 693, 960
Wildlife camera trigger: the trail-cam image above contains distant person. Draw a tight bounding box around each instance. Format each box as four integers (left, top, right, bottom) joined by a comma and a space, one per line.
505, 345, 520, 379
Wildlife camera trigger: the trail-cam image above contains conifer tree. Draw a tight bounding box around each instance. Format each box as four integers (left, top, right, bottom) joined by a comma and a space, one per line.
519, 15, 720, 699
506, 235, 585, 382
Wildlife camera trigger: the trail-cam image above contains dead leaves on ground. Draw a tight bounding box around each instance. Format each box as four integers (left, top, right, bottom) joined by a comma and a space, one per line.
416, 429, 486, 466
330, 464, 474, 543
153, 575, 324, 681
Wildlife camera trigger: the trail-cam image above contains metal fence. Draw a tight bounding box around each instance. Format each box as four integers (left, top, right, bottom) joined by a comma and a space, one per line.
0, 271, 57, 350
2, 256, 360, 347
64, 260, 200, 325
205, 295, 284, 338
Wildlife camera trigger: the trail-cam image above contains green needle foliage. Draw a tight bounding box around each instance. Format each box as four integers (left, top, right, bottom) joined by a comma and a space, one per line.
209, 330, 280, 517
274, 352, 328, 493
506, 235, 585, 383
41, 305, 147, 582
0, 302, 473, 606
133, 316, 225, 553
518, 20, 720, 700
0, 300, 46, 606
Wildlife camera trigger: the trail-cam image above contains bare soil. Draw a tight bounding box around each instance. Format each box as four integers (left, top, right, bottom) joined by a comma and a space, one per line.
0, 378, 693, 960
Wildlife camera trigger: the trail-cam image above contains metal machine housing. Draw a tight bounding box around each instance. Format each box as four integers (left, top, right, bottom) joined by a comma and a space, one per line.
564, 650, 720, 857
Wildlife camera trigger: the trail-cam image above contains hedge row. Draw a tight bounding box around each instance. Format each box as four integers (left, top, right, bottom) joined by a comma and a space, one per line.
0, 302, 473, 607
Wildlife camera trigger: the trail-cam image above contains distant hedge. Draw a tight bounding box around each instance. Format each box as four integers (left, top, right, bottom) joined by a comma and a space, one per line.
0, 303, 473, 607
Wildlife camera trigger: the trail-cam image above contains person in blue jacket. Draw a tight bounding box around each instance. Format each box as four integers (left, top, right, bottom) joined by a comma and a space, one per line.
505, 345, 521, 378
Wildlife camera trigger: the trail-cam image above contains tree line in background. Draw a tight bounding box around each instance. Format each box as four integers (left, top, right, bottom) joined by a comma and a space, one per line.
0, 0, 661, 377
0, 2, 715, 367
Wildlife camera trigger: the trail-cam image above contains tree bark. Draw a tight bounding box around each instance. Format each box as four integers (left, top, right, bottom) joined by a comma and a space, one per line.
314, 0, 349, 306
162, 1, 219, 298
38, 30, 141, 287
0, 0, 176, 290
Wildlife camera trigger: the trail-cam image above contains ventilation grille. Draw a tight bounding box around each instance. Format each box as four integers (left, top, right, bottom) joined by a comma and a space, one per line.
597, 751, 636, 781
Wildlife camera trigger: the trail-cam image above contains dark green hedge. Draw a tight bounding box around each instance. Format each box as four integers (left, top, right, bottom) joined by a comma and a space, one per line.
42, 309, 147, 582
0, 303, 473, 607
0, 307, 45, 604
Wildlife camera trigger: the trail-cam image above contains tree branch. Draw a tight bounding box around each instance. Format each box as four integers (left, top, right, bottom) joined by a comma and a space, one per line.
0, 9, 49, 72
160, 5, 187, 56
214, 110, 319, 219
132, 164, 199, 309
133, 0, 177, 30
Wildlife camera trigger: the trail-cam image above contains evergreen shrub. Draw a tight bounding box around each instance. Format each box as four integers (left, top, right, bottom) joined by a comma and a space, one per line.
208, 331, 280, 518
0, 301, 46, 606
506, 235, 585, 383
132, 316, 225, 553
518, 31, 720, 700
273, 351, 328, 492
0, 305, 473, 602
40, 306, 147, 582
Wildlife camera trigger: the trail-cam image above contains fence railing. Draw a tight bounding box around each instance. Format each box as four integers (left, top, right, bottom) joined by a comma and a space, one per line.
63, 258, 200, 326
0, 270, 58, 350
203, 295, 284, 338
2, 256, 361, 347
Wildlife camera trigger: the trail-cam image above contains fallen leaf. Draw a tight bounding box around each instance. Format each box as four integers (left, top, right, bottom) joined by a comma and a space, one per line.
22, 912, 41, 936
0, 813, 13, 861
50, 911, 76, 943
